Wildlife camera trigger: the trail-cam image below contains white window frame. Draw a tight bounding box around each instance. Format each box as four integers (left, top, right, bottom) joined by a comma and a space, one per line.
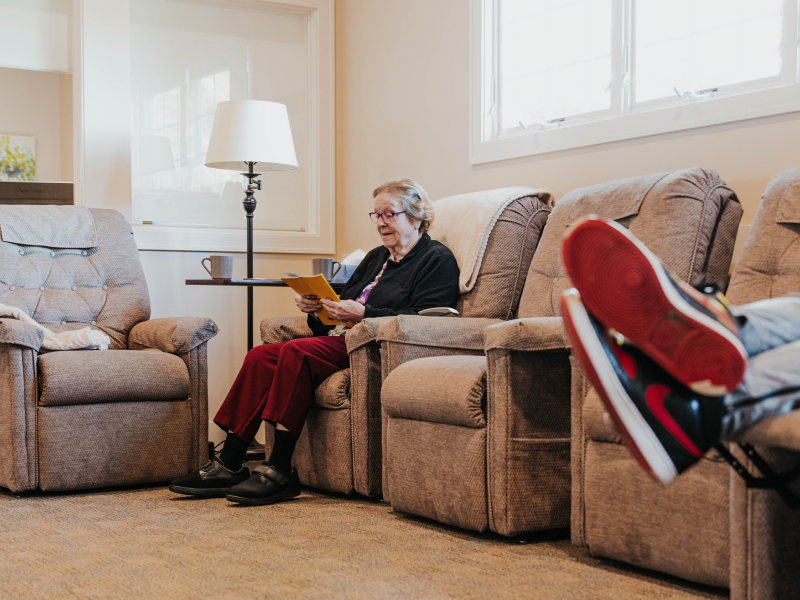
72, 0, 335, 254
470, 0, 800, 164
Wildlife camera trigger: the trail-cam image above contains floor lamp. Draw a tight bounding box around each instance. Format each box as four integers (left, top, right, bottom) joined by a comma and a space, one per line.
204, 100, 298, 351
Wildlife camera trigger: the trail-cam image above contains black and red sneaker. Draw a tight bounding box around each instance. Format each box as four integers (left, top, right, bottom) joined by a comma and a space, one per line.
562, 216, 747, 396
562, 289, 726, 484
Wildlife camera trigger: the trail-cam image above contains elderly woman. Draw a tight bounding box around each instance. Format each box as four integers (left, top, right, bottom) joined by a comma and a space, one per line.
170, 178, 460, 505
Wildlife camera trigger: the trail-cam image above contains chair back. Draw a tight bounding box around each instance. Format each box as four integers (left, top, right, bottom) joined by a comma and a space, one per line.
727, 167, 800, 305
518, 168, 742, 318
431, 191, 552, 319
0, 206, 150, 349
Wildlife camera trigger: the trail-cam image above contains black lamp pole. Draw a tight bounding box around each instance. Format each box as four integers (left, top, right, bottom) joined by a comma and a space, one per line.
242, 161, 261, 351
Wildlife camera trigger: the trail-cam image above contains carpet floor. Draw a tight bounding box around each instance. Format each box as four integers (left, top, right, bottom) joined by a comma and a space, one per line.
0, 478, 728, 600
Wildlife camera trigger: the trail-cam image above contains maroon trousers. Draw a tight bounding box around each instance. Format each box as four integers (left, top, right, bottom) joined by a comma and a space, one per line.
214, 336, 349, 439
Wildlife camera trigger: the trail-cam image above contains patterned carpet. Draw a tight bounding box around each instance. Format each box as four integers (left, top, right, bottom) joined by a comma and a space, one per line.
0, 477, 727, 600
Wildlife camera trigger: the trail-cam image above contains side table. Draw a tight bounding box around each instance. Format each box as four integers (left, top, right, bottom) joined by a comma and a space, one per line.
185, 278, 346, 351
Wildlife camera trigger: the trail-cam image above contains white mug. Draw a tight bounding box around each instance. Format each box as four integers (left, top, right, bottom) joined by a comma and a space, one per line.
202, 255, 233, 279
311, 258, 342, 280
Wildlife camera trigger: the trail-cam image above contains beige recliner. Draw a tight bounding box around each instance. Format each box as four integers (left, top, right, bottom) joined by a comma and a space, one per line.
0, 206, 216, 493
379, 168, 742, 536
259, 190, 553, 496
571, 167, 800, 599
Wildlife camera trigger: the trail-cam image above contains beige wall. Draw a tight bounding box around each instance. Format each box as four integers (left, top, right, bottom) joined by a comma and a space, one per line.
151, 0, 800, 441
59, 73, 73, 182
334, 0, 800, 260
0, 67, 73, 182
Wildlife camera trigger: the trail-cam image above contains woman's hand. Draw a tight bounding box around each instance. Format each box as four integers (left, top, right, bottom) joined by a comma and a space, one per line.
295, 294, 321, 314
320, 298, 365, 324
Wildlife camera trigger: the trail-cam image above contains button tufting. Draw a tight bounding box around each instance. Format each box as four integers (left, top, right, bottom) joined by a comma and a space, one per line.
81, 250, 88, 256
553, 277, 559, 284
61, 321, 66, 325
39, 287, 44, 291
71, 286, 77, 291
50, 251, 56, 258
91, 321, 96, 326
102, 285, 107, 291
18, 249, 24, 256
9, 286, 15, 291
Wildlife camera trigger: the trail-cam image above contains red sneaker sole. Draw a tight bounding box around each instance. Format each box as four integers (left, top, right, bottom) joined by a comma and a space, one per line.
562, 217, 746, 396
561, 291, 677, 485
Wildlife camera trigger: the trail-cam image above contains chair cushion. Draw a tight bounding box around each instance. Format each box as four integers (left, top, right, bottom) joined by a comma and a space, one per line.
38, 350, 189, 406
382, 355, 487, 428
313, 368, 350, 410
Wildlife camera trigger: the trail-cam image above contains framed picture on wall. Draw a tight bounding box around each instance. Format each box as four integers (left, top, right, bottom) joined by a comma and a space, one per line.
0, 135, 36, 182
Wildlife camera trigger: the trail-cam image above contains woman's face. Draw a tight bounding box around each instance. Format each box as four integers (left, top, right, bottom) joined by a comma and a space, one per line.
374, 192, 420, 254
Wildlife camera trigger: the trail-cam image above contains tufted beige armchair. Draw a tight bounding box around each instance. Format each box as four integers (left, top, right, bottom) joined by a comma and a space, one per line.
0, 206, 216, 493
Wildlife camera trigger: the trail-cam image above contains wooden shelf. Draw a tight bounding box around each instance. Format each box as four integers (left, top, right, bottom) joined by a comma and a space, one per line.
0, 182, 73, 205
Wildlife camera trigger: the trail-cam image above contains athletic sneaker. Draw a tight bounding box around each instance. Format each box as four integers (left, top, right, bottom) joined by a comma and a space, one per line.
561, 215, 747, 396
562, 289, 727, 484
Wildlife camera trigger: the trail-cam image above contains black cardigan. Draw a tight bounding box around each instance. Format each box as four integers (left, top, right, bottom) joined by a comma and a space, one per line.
308, 233, 460, 336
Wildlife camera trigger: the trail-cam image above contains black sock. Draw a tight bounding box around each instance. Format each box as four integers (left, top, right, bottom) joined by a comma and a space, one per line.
267, 428, 298, 475
217, 432, 249, 471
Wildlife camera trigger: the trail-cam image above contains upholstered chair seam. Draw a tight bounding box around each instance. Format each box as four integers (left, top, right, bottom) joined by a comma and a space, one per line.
508, 207, 551, 320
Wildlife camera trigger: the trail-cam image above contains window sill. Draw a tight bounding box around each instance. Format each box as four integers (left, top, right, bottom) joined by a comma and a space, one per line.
470, 84, 800, 165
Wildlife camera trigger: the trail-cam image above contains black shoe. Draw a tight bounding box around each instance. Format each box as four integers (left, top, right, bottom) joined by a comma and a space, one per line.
168, 457, 250, 497
562, 215, 747, 396
226, 462, 301, 506
562, 289, 727, 485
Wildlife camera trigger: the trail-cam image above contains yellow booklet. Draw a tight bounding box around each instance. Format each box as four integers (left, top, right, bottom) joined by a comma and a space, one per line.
281, 274, 343, 325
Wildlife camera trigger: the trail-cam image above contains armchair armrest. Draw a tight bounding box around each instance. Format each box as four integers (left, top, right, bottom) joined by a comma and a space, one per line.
377, 315, 503, 376
484, 317, 569, 353
484, 316, 572, 536
378, 315, 503, 350
260, 316, 313, 345
0, 318, 44, 351
345, 317, 396, 354
0, 319, 40, 492
128, 317, 218, 354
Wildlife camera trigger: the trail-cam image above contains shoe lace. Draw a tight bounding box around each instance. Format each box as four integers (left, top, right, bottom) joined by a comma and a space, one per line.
209, 440, 225, 460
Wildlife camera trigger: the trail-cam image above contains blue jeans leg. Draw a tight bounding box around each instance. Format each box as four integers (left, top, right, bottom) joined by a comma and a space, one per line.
721, 295, 800, 438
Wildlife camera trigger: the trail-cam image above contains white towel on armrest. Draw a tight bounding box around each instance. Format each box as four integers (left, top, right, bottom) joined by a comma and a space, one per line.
431, 187, 554, 293
0, 303, 110, 351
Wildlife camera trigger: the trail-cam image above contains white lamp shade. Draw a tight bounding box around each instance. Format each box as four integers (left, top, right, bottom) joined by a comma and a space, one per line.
204, 100, 298, 171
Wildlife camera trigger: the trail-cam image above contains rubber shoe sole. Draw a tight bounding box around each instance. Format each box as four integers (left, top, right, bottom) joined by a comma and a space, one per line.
561, 289, 678, 485
562, 216, 747, 396
168, 485, 229, 498
226, 486, 301, 506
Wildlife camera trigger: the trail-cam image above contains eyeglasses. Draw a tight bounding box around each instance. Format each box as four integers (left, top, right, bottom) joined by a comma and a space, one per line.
369, 211, 406, 224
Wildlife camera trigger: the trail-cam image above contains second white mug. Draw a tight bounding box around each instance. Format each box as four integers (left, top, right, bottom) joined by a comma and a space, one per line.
202, 255, 233, 279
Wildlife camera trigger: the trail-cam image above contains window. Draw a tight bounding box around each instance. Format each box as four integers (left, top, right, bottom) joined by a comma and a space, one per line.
194, 71, 231, 190
471, 0, 800, 163
128, 0, 335, 254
